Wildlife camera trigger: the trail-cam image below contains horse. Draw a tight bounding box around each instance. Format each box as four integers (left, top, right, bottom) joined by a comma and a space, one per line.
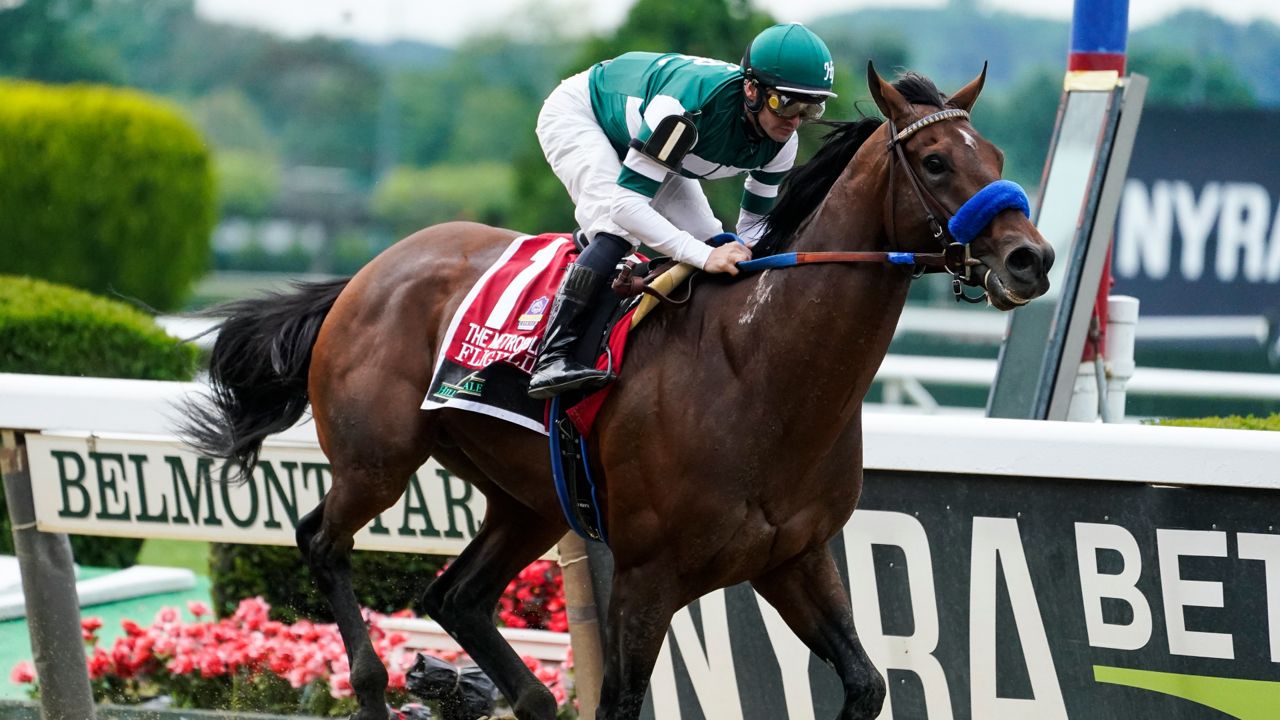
181, 62, 1053, 720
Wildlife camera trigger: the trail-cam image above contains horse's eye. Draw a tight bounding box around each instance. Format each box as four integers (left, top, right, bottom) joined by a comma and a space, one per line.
923, 155, 947, 175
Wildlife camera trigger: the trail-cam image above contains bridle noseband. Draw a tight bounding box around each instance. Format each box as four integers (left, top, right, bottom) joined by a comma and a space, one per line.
887, 108, 988, 303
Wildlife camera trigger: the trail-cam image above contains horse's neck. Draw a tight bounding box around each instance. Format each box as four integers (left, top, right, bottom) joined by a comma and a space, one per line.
755, 154, 911, 418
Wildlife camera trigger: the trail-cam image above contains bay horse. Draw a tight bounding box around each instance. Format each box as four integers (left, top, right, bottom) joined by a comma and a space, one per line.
182, 63, 1052, 720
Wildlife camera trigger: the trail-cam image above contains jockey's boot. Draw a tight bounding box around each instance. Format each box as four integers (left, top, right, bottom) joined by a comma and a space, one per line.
527, 263, 614, 399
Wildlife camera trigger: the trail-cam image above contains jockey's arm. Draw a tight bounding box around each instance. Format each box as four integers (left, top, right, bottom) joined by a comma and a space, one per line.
736, 134, 798, 247
610, 185, 714, 269
610, 142, 727, 269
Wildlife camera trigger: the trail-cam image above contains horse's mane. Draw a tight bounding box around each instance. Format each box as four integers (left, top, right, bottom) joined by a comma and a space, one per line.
752, 73, 946, 256
894, 72, 947, 108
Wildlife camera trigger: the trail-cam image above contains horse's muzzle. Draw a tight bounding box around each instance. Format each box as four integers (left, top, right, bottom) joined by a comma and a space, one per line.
982, 236, 1054, 310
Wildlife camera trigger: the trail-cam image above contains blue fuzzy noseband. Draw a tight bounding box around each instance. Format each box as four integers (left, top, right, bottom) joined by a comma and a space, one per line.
947, 180, 1030, 245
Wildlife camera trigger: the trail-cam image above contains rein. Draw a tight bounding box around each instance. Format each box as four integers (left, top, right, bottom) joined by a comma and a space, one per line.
737, 108, 1030, 304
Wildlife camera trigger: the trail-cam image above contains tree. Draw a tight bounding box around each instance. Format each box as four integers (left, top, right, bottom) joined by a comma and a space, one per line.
513, 0, 778, 235
1128, 47, 1256, 108
0, 0, 119, 82
238, 37, 383, 179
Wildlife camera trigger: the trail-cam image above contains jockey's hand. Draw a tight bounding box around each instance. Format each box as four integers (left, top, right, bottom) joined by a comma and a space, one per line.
703, 241, 752, 276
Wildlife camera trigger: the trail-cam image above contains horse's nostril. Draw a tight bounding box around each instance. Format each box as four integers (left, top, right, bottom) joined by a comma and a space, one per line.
998, 243, 1049, 278
1006, 246, 1040, 279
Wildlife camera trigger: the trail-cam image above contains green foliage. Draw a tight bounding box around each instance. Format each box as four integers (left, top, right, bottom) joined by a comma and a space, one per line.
371, 163, 515, 236
513, 0, 777, 236
511, 143, 577, 235
0, 275, 198, 567
208, 543, 448, 622
66, 536, 146, 569
975, 65, 1061, 188
0, 0, 120, 83
0, 80, 216, 310
215, 150, 282, 218
390, 34, 576, 169
580, 0, 771, 63
0, 275, 199, 379
1131, 10, 1280, 105
1152, 414, 1280, 431
185, 87, 277, 155
1129, 47, 1256, 107
242, 36, 384, 176
811, 7, 1070, 96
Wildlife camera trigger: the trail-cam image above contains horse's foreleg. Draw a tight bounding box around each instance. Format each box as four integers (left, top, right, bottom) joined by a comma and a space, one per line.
420, 495, 566, 720
596, 563, 682, 720
751, 545, 886, 720
298, 475, 409, 720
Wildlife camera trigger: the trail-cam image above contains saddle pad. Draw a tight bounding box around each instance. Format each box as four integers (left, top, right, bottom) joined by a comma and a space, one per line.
420, 233, 576, 434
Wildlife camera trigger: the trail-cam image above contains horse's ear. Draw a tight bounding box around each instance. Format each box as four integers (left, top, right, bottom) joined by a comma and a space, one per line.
948, 61, 988, 112
866, 60, 913, 123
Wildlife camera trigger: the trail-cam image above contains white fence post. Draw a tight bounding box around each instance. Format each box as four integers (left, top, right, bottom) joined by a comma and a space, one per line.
1105, 296, 1140, 422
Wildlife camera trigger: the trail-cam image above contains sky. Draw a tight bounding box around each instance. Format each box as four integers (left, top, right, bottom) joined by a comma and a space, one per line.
192, 0, 1280, 47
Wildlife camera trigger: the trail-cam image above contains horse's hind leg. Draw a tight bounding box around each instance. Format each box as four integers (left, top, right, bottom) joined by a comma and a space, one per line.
420, 491, 567, 720
751, 544, 886, 720
298, 470, 414, 720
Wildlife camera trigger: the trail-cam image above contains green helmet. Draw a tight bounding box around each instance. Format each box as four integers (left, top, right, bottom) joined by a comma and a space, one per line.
742, 23, 836, 98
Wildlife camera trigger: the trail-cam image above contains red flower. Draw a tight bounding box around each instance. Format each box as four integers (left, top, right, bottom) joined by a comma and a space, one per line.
86, 647, 113, 680
198, 653, 226, 678
9, 661, 35, 684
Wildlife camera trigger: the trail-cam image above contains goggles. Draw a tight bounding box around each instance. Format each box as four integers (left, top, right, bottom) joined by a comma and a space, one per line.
764, 88, 826, 120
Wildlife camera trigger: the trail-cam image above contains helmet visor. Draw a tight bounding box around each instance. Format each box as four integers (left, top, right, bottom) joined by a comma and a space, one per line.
764, 89, 826, 120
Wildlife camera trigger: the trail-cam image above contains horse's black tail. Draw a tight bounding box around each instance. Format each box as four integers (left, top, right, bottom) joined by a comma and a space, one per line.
178, 278, 351, 481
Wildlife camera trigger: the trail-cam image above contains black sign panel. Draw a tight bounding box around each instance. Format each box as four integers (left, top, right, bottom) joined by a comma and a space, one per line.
642, 470, 1280, 719
1114, 108, 1280, 320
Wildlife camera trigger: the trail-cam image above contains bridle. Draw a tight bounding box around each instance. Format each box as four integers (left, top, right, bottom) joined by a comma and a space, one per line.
736, 107, 1030, 305
885, 107, 987, 303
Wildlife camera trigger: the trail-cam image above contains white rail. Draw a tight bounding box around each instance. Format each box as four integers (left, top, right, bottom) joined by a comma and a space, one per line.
874, 354, 1280, 406
3, 373, 1278, 492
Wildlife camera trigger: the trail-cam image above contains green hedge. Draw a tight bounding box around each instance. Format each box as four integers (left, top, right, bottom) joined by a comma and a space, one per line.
209, 544, 448, 623
0, 80, 215, 311
0, 275, 198, 379
1151, 413, 1280, 431
0, 276, 199, 566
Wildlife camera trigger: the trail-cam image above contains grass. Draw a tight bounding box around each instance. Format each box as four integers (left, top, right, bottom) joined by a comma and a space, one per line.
135, 539, 211, 575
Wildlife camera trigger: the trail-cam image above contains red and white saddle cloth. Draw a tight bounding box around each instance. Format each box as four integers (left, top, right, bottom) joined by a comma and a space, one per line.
420, 233, 639, 435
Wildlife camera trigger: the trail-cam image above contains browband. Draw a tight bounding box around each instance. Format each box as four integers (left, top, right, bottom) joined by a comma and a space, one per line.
892, 108, 970, 144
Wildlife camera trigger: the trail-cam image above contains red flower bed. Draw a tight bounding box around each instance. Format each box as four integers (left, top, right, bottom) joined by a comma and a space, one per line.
11, 560, 573, 717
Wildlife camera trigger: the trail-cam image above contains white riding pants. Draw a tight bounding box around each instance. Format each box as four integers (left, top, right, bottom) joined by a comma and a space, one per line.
536, 70, 723, 253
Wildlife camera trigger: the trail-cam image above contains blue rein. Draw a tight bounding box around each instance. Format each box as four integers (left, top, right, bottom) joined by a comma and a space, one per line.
732, 178, 1030, 273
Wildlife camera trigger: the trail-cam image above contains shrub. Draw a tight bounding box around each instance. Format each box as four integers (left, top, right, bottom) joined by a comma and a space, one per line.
0, 276, 199, 567
1151, 413, 1280, 431
0, 275, 198, 379
0, 80, 215, 311
208, 544, 449, 623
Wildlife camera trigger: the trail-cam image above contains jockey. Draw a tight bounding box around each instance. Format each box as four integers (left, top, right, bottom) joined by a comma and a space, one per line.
528, 22, 837, 399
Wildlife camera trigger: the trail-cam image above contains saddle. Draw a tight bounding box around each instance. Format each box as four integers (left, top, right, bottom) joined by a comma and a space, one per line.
418, 231, 691, 544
